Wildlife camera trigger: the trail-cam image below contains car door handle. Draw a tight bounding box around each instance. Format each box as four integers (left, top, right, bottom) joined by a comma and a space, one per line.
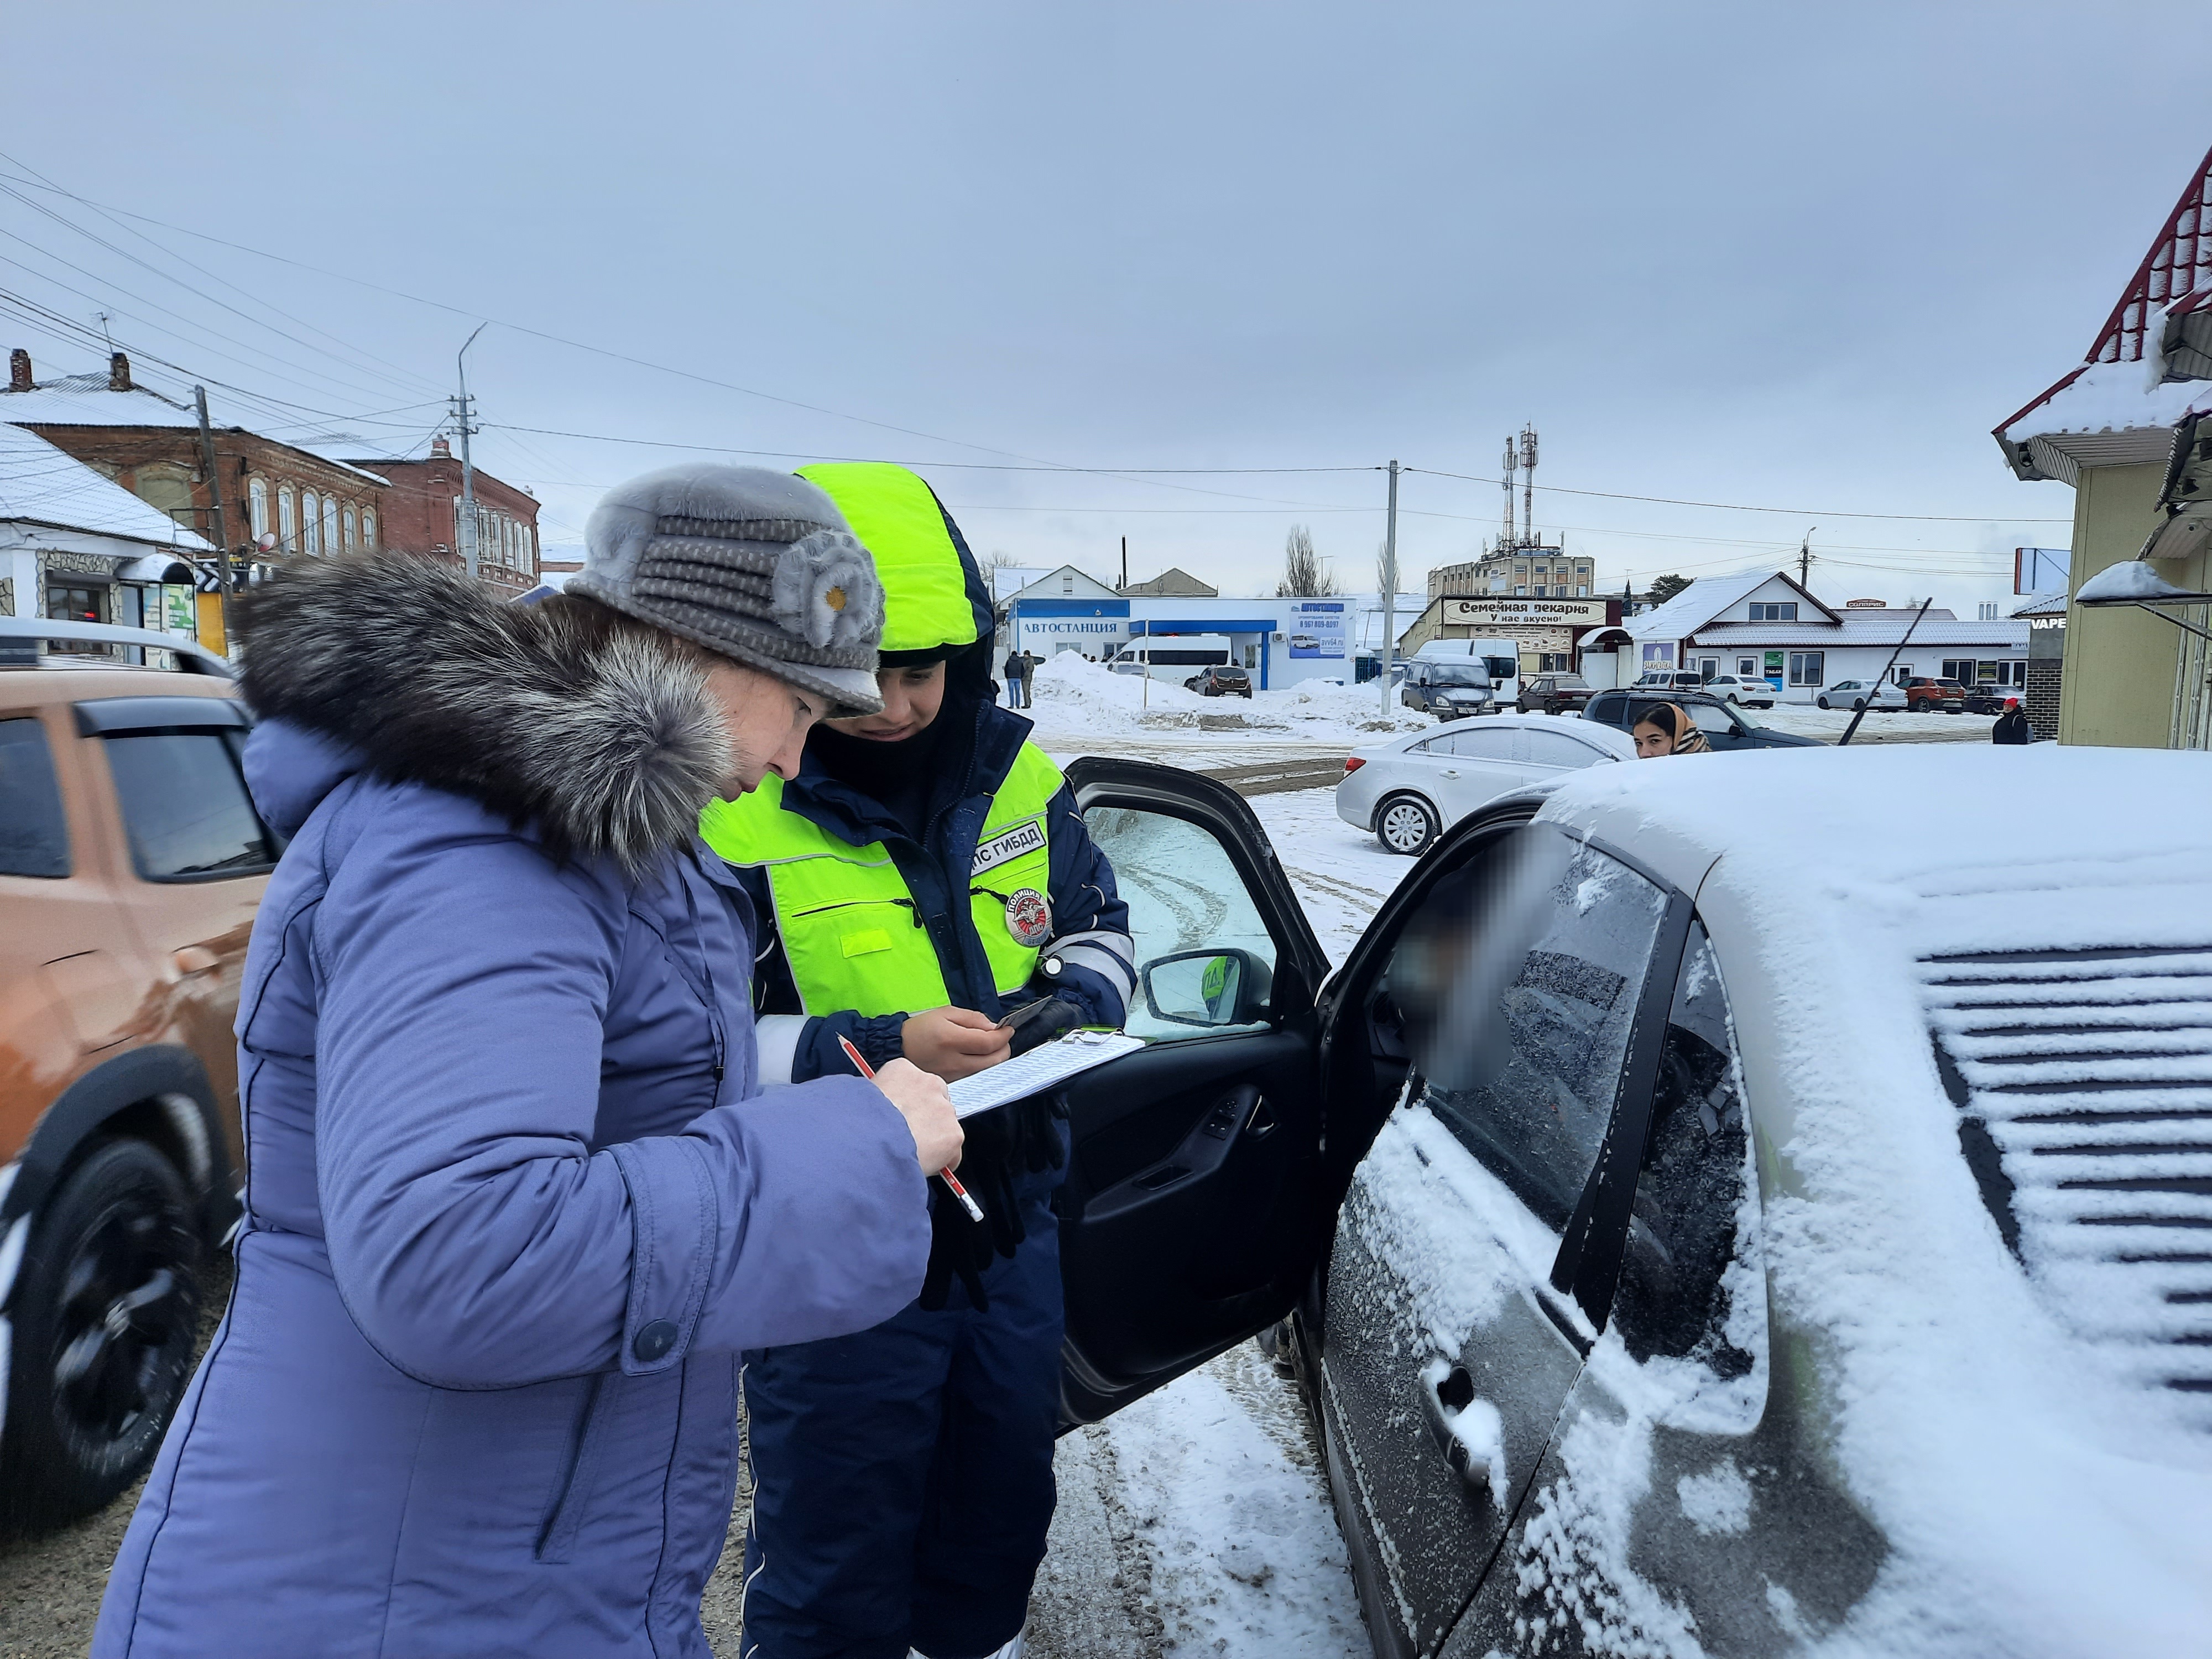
173, 946, 220, 977
1420, 1357, 1503, 1503
1439, 768, 1459, 778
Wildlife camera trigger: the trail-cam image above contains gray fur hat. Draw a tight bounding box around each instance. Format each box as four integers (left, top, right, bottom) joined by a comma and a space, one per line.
571, 463, 886, 714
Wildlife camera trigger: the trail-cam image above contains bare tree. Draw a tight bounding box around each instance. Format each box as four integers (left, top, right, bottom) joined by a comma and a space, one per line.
1276, 525, 1339, 597
1375, 541, 1423, 598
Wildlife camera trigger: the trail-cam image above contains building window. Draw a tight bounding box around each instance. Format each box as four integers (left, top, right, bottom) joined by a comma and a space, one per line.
322, 495, 338, 557
1575, 585, 1588, 597
1736, 656, 1758, 676
302, 491, 321, 555
1532, 585, 1546, 597
452, 497, 463, 554
1749, 602, 1798, 622
1787, 651, 1824, 687
343, 506, 357, 552
1942, 658, 1974, 683
1514, 585, 1527, 596
1891, 664, 1913, 685
279, 487, 297, 550
134, 463, 197, 530
362, 509, 376, 551
248, 477, 270, 540
47, 583, 106, 624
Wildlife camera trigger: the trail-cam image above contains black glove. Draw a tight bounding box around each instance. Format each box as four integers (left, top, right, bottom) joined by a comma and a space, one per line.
914, 1093, 1067, 1312
1000, 994, 1084, 1057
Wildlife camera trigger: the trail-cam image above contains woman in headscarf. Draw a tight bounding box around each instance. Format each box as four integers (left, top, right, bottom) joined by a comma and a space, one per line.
1632, 701, 1713, 757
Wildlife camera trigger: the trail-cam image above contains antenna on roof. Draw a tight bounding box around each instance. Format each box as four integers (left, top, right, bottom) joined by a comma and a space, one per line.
93, 311, 114, 351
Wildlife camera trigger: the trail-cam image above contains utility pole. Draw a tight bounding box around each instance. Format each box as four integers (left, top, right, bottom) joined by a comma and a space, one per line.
1798, 526, 1817, 590
1120, 535, 1127, 593
192, 386, 237, 656
1501, 436, 1517, 550
455, 323, 487, 582
1381, 460, 1400, 719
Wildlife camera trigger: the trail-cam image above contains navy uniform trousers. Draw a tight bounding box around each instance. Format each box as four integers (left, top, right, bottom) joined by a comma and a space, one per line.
739, 1181, 1062, 1659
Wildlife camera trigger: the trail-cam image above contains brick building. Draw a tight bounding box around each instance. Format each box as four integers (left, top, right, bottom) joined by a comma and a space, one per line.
3, 349, 389, 570
310, 434, 540, 597
1428, 544, 1597, 599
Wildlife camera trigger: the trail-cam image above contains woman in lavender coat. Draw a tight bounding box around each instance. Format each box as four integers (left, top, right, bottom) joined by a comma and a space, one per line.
94, 467, 960, 1659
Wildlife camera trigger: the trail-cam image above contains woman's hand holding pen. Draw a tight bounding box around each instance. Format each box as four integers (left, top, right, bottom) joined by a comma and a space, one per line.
900, 1006, 1011, 1082
872, 1056, 964, 1175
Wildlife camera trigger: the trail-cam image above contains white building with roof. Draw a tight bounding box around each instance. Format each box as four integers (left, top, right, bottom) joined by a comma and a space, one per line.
0, 422, 213, 648
1619, 568, 2028, 702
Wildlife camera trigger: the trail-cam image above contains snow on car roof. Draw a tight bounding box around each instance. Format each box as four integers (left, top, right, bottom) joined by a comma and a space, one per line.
1532, 745, 2212, 1648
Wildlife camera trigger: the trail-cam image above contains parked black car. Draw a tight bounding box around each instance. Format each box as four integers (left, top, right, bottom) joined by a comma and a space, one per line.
1962, 686, 2011, 714
1185, 664, 1253, 698
1583, 688, 1822, 751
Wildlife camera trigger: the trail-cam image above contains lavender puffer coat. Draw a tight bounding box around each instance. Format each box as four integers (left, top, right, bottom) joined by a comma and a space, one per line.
93, 559, 931, 1659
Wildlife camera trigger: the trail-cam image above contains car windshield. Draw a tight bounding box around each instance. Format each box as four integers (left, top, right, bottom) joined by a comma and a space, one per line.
1427, 665, 1489, 686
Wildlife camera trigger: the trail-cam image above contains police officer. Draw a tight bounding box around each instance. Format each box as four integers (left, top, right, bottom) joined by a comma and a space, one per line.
701, 462, 1134, 1659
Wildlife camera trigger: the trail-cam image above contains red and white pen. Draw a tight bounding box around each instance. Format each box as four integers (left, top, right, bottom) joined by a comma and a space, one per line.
837, 1035, 985, 1223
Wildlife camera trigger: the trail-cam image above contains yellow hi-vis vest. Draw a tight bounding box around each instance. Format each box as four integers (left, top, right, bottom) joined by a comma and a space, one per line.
698, 744, 1065, 1018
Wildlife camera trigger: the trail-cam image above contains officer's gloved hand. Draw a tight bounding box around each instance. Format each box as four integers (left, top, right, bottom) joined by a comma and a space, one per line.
920, 1182, 996, 1312
1005, 995, 1083, 1057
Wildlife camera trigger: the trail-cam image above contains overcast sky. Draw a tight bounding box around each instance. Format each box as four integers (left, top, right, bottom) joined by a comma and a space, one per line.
6, 2, 2208, 612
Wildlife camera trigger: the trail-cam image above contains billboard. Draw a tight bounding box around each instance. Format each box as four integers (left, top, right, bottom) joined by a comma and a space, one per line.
2014, 547, 2070, 594
1288, 600, 1346, 659
1441, 597, 1609, 627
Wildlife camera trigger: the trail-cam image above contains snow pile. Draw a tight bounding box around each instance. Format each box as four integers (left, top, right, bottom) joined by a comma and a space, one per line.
2074, 557, 2197, 603
1024, 649, 1424, 748
1262, 676, 1427, 735
1532, 747, 2212, 1653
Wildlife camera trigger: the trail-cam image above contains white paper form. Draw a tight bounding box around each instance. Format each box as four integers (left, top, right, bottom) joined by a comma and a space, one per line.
949, 1030, 1145, 1118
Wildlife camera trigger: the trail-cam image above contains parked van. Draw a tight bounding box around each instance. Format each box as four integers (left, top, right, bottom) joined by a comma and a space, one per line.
1107, 634, 1237, 685
1415, 638, 1524, 706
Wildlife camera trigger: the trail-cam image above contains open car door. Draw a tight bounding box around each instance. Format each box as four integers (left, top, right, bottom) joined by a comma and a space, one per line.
1053, 757, 1334, 1426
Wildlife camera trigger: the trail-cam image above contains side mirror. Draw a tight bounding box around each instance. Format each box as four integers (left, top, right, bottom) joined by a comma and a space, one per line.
1140, 948, 1275, 1028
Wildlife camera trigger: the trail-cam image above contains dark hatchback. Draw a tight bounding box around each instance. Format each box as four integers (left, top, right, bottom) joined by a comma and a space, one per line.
1583, 688, 1823, 751
1185, 664, 1253, 698
1516, 672, 1594, 715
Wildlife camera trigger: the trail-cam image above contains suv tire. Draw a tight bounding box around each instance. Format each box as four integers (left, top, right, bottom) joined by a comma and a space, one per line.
1374, 793, 1440, 857
1, 1138, 202, 1528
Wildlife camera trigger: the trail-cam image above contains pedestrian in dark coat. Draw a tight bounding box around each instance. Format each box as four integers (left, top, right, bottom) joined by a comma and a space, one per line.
1003, 646, 1027, 708
1992, 698, 2033, 744
93, 466, 961, 1659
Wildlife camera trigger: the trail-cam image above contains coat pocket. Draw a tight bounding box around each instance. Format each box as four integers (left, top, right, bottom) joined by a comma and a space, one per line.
536, 1375, 619, 1564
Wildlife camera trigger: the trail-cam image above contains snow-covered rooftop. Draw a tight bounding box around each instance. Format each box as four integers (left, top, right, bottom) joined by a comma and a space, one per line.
0, 371, 200, 429
0, 422, 213, 551
1688, 616, 2027, 648
2011, 589, 2068, 618
1617, 570, 1776, 641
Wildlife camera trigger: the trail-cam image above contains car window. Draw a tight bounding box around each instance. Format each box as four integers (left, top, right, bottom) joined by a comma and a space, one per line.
0, 716, 70, 878
1519, 729, 1605, 770
1611, 921, 1759, 1375
1384, 827, 1668, 1232
1450, 728, 1517, 763
101, 731, 278, 881
1686, 703, 1738, 736
1081, 805, 1278, 1043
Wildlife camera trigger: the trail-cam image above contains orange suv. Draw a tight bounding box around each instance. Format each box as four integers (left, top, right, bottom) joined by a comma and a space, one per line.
1900, 676, 1966, 712
0, 636, 275, 1526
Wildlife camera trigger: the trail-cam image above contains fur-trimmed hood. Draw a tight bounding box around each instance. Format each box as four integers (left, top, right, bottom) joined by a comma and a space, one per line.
236, 553, 729, 872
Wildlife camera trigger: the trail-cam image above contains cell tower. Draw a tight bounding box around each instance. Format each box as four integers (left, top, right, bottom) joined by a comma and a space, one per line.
1519, 424, 1538, 549
1500, 435, 1517, 550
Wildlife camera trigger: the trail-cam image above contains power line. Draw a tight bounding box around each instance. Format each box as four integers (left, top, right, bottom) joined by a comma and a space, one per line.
1401, 466, 2069, 524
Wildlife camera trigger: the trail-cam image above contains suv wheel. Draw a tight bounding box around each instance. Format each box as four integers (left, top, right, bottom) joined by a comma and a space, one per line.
1374, 794, 1440, 857
1, 1138, 202, 1528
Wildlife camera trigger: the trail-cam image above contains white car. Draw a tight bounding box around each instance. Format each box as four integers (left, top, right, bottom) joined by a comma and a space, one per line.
1816, 679, 1907, 712
1335, 712, 1637, 855
1700, 674, 1776, 708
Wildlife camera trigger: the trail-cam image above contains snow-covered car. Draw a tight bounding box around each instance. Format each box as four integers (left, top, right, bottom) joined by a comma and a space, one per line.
1334, 714, 1635, 856
1054, 746, 2211, 1658
1699, 673, 1776, 708
1815, 678, 1906, 712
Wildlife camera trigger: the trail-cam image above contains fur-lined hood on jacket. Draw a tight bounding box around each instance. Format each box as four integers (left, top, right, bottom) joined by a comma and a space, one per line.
236, 552, 730, 872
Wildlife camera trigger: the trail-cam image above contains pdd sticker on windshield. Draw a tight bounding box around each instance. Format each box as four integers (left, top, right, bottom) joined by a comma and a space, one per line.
972, 818, 1047, 878
1004, 888, 1053, 946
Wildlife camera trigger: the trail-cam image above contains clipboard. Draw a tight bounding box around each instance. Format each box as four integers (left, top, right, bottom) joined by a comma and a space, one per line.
949, 1030, 1144, 1118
